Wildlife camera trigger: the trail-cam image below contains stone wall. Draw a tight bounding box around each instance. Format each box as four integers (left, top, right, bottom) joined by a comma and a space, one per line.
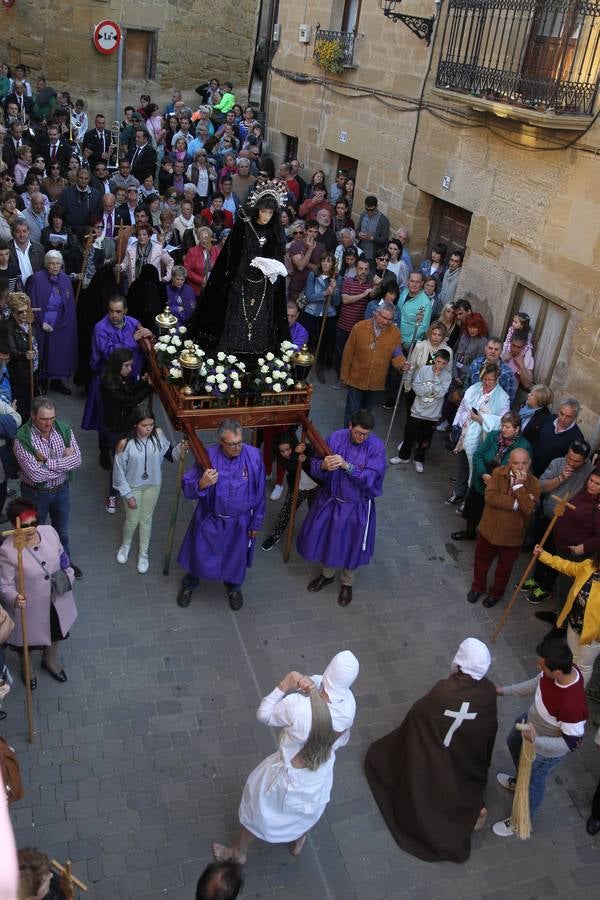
266, 1, 600, 439
0, 0, 259, 118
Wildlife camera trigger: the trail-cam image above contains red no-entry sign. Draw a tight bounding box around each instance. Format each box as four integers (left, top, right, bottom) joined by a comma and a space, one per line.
93, 20, 122, 55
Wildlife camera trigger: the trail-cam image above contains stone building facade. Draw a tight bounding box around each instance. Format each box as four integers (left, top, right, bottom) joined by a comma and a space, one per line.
265, 0, 600, 439
0, 0, 259, 116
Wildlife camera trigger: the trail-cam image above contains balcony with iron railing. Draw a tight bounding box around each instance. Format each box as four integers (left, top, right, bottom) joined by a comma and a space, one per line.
434, 0, 600, 129
313, 25, 357, 74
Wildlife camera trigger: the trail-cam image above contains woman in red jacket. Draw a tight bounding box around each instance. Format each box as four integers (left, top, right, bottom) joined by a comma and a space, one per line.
183, 226, 220, 297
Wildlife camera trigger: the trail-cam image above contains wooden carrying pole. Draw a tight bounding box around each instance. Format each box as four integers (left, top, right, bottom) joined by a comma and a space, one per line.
283, 426, 307, 563
163, 441, 189, 575
24, 300, 41, 402
115, 224, 129, 286
74, 232, 93, 305
491, 493, 576, 643
1, 518, 35, 742
309, 283, 333, 380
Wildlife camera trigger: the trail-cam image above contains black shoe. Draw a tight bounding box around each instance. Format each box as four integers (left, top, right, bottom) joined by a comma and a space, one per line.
99, 450, 112, 471
316, 366, 325, 384
176, 587, 192, 608
261, 535, 280, 551
41, 661, 67, 683
467, 590, 481, 604
51, 380, 72, 395
382, 399, 395, 410
21, 672, 37, 691
71, 564, 83, 580
228, 590, 244, 611
586, 816, 600, 836
451, 530, 475, 541
307, 575, 335, 593
482, 595, 500, 608
337, 585, 352, 607
535, 611, 558, 624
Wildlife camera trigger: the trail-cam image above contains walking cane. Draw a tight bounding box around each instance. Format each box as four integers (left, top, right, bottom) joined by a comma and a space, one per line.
490, 493, 575, 642
383, 308, 425, 451
24, 298, 41, 403
74, 231, 93, 305
283, 427, 307, 563
162, 440, 189, 575
1, 518, 35, 743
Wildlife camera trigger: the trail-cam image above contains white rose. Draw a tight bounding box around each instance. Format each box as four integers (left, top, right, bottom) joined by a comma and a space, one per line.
233, 380, 242, 390
215, 365, 225, 374
206, 358, 215, 367
217, 351, 226, 361
266, 352, 274, 361
178, 326, 187, 334
200, 365, 207, 376
155, 343, 165, 352
227, 355, 237, 363
286, 378, 295, 386
184, 340, 193, 348
260, 365, 269, 374
273, 383, 282, 393
230, 370, 238, 379
205, 385, 213, 393
167, 345, 176, 354
238, 362, 246, 371
218, 382, 227, 393
206, 375, 216, 384
161, 335, 171, 343
265, 377, 273, 384
280, 340, 293, 349
257, 357, 265, 366
273, 370, 282, 379
215, 373, 225, 383
171, 336, 181, 347
169, 368, 181, 378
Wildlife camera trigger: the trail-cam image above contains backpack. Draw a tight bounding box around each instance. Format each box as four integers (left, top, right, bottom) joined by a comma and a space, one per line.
0, 737, 24, 804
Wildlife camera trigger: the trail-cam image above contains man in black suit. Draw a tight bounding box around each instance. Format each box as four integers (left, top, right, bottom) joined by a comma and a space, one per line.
58, 168, 102, 237
2, 121, 35, 172
82, 114, 112, 170
3, 81, 34, 123
128, 128, 157, 183
40, 124, 73, 174
115, 186, 139, 228
8, 219, 45, 287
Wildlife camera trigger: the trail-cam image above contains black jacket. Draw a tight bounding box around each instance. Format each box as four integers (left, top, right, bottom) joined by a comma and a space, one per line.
101, 376, 153, 433
82, 128, 112, 169
128, 143, 157, 182
0, 315, 33, 389
57, 185, 102, 232
522, 406, 553, 447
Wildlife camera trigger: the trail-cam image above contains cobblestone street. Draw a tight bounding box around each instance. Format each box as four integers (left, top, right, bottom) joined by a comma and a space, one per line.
4, 378, 600, 899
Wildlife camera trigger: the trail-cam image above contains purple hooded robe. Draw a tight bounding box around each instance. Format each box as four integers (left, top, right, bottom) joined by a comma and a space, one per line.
296, 428, 386, 570
28, 269, 77, 380
177, 443, 266, 584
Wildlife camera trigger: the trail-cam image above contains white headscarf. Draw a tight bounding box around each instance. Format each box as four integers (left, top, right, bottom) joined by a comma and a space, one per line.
451, 638, 491, 681
321, 650, 359, 732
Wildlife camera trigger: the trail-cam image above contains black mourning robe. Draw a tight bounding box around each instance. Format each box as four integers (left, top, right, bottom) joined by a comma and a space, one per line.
365, 672, 497, 863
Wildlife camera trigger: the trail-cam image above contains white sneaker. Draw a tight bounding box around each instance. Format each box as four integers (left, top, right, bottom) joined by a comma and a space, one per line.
137, 553, 149, 574
116, 544, 130, 565
389, 456, 409, 465
270, 484, 284, 501
332, 381, 345, 391
105, 495, 117, 514
492, 817, 516, 838
396, 442, 403, 453
436, 421, 450, 432
414, 461, 424, 473
496, 773, 517, 792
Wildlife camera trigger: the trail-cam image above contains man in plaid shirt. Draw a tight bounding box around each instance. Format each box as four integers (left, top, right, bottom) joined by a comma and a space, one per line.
14, 396, 83, 578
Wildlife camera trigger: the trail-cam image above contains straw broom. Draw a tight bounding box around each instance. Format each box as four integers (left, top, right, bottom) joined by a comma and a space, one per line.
510, 722, 536, 839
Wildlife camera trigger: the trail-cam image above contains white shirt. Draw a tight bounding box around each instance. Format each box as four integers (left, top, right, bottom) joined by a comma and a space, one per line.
14, 242, 33, 283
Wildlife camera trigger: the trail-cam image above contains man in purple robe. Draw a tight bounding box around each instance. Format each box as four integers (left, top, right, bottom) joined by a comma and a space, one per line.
28, 250, 77, 395
177, 419, 266, 611
81, 295, 151, 468
297, 409, 386, 607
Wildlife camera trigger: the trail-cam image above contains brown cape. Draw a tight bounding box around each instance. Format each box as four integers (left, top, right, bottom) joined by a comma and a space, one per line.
365, 672, 497, 863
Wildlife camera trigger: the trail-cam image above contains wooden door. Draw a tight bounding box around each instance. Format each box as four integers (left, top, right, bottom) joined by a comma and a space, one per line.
427, 199, 472, 259
522, 6, 580, 82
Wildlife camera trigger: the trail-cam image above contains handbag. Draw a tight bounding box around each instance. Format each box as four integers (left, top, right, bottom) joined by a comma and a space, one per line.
0, 606, 14, 644
26, 549, 72, 599
296, 291, 308, 310
0, 737, 24, 804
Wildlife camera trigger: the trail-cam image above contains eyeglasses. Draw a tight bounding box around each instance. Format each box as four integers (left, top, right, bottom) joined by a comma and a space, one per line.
293, 231, 305, 236
222, 439, 243, 448
21, 520, 39, 528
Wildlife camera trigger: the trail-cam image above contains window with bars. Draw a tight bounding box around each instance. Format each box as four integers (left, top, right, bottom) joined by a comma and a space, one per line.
436, 1, 600, 117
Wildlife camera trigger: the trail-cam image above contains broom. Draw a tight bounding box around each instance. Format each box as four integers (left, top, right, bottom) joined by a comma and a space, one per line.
510, 722, 536, 839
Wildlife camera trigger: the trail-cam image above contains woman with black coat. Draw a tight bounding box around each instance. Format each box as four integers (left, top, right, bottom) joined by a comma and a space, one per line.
520, 385, 553, 445
100, 347, 152, 514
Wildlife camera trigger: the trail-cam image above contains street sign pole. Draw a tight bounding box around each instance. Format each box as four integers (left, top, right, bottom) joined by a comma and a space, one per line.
115, 27, 124, 125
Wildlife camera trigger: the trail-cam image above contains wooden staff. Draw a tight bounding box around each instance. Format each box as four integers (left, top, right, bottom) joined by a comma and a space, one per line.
283, 426, 307, 563
309, 281, 333, 380
163, 440, 189, 575
1, 517, 35, 743
24, 299, 41, 402
383, 307, 424, 450
51, 858, 88, 897
115, 223, 129, 286
74, 231, 93, 305
491, 493, 576, 642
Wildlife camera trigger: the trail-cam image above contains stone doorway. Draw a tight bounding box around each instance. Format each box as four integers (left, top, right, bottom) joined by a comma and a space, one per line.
426, 198, 472, 260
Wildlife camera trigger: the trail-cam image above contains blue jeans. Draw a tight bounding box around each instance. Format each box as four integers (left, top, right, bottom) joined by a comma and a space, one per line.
344, 387, 377, 427
507, 714, 565, 818
20, 482, 72, 560
181, 573, 241, 592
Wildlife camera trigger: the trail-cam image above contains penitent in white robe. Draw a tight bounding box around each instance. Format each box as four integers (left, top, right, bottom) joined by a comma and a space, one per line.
238, 675, 355, 843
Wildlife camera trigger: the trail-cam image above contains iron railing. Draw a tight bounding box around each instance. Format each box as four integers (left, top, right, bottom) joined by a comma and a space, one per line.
436, 0, 600, 116
313, 27, 357, 69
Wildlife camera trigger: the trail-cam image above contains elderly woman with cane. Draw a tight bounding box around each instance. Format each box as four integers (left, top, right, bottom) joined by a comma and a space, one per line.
213, 651, 359, 863
0, 498, 77, 689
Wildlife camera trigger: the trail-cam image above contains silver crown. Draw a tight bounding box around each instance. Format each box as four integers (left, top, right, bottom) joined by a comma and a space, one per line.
246, 179, 289, 208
